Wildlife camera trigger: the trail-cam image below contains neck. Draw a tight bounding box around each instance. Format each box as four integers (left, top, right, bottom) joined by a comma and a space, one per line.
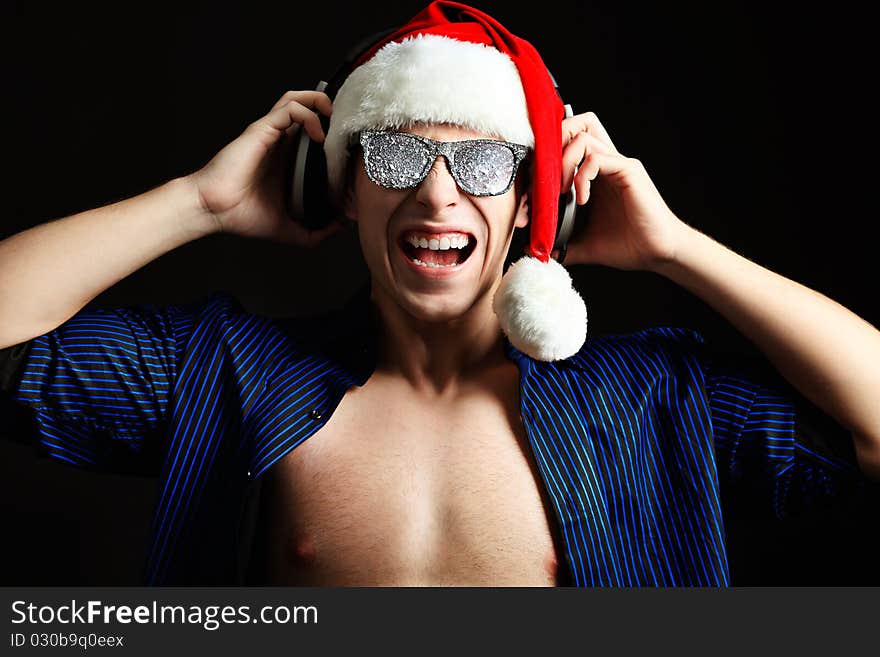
369, 279, 510, 398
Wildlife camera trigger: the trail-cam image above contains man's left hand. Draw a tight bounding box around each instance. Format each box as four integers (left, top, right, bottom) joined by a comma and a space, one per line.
554, 111, 693, 271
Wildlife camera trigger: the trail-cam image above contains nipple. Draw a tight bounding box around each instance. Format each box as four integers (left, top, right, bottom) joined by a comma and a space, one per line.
288, 535, 317, 563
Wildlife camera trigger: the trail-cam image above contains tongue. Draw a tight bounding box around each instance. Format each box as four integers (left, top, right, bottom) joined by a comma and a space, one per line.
413, 247, 461, 266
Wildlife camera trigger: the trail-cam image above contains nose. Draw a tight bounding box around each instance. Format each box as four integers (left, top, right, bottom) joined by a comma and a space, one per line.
415, 155, 460, 211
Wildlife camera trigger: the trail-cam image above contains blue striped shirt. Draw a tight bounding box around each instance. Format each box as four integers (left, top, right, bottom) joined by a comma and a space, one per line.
0, 280, 868, 585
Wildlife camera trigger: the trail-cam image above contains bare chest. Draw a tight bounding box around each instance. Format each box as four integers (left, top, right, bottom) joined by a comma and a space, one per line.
258, 368, 564, 586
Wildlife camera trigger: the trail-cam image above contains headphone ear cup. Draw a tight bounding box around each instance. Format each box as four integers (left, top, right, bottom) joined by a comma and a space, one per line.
286, 111, 334, 231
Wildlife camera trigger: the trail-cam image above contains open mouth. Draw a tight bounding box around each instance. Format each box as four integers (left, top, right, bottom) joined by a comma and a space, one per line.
398, 233, 478, 269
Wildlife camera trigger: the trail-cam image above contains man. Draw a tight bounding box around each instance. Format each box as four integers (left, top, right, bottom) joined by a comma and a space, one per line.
1, 1, 878, 586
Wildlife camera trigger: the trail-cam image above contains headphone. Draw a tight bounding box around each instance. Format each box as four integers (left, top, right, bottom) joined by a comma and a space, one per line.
284, 25, 583, 264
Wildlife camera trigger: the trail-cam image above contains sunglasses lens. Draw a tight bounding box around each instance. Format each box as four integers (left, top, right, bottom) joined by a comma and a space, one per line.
454, 142, 516, 196
364, 133, 430, 188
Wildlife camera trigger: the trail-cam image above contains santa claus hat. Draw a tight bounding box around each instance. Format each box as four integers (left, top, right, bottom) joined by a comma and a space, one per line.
324, 0, 587, 362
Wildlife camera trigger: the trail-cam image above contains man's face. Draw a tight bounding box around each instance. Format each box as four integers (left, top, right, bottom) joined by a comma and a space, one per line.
343, 122, 530, 324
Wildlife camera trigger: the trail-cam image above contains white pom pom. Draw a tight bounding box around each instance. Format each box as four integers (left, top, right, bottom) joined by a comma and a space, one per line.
492, 255, 587, 362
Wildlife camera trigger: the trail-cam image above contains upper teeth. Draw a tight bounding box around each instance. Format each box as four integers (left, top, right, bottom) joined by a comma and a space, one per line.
405, 234, 471, 250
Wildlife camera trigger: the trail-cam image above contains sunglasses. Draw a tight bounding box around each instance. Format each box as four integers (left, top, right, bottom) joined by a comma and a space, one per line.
358, 129, 529, 197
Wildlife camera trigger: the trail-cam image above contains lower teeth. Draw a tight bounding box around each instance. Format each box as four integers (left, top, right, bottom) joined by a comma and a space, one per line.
411, 257, 459, 269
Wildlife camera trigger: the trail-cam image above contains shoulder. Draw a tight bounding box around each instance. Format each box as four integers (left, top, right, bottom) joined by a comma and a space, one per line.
562, 325, 708, 381
570, 325, 705, 360
186, 291, 337, 333
180, 291, 349, 361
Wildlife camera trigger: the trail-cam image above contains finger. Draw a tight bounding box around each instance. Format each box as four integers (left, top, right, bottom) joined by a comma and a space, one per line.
577, 153, 602, 187
270, 90, 333, 117
561, 132, 613, 191
574, 176, 591, 206
567, 150, 630, 203
561, 132, 588, 191
561, 112, 599, 146
561, 112, 618, 153
587, 113, 617, 152
284, 100, 327, 142
258, 100, 326, 144
579, 150, 631, 184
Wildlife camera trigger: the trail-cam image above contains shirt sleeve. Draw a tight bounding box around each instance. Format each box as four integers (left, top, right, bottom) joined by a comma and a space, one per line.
0, 296, 219, 475
661, 327, 869, 521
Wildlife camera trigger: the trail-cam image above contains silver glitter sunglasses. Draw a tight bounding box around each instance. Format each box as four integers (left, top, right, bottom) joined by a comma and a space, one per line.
358, 129, 529, 197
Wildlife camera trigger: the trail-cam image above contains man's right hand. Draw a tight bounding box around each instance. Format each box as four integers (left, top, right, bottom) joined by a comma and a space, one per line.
187, 90, 344, 248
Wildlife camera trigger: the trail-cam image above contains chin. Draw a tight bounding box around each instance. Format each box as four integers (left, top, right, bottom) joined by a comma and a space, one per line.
398, 290, 474, 324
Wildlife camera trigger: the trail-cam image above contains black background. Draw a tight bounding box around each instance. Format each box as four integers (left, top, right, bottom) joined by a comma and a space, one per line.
1, 0, 877, 584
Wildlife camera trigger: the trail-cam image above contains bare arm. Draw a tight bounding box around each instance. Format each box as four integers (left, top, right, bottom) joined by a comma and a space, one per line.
0, 89, 340, 349
654, 228, 880, 480
0, 177, 214, 348
556, 111, 880, 480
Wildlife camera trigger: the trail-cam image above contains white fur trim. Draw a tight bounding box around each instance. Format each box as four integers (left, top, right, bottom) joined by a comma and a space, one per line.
324, 33, 534, 204
493, 256, 587, 362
